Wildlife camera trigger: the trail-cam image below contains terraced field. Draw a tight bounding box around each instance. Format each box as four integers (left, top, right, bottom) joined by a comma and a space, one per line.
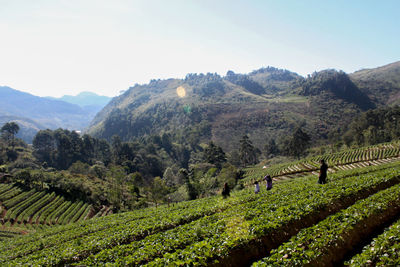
0, 184, 112, 240
1, 159, 400, 266
242, 141, 400, 185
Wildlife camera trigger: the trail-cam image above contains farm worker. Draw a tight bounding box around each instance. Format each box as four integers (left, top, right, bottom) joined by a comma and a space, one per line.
318, 159, 328, 184
264, 175, 273, 190
254, 181, 260, 194
222, 182, 230, 198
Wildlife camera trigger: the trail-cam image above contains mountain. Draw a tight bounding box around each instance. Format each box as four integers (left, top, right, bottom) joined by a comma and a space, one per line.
0, 86, 99, 142
0, 115, 45, 143
87, 62, 398, 152
350, 61, 400, 106
46, 91, 112, 118
56, 91, 111, 107
299, 69, 375, 110
47, 91, 111, 112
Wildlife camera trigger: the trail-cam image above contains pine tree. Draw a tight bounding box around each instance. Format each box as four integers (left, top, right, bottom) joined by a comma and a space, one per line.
239, 135, 258, 167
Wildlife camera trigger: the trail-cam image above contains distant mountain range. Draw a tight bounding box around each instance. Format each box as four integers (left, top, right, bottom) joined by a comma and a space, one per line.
87, 61, 400, 152
0, 87, 111, 142
47, 91, 111, 108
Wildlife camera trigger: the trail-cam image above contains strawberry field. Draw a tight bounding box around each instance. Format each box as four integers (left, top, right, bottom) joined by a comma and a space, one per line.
1, 157, 400, 266
242, 141, 400, 185
0, 183, 112, 239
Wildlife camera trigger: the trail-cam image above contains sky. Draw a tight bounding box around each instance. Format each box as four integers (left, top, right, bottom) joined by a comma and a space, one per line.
0, 0, 399, 97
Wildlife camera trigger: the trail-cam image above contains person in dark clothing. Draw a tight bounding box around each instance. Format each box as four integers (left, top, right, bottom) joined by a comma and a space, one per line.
264, 175, 273, 190
222, 182, 230, 198
318, 159, 328, 184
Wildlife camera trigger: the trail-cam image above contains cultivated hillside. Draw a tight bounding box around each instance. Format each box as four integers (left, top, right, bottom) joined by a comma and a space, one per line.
2, 143, 400, 265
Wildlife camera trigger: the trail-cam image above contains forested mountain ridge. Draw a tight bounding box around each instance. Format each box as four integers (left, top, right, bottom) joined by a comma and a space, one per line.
87, 62, 400, 152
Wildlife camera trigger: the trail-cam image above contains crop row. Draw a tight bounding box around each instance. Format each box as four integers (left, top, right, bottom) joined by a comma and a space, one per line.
7, 162, 400, 266
35, 195, 65, 224
77, 204, 92, 221
18, 192, 56, 223
0, 187, 24, 205
57, 201, 82, 225
142, 166, 400, 266
5, 191, 46, 221
2, 189, 36, 209
0, 183, 13, 195
1, 190, 263, 264
78, 164, 400, 266
60, 201, 90, 225
242, 141, 400, 185
347, 217, 400, 266
0, 229, 22, 240
0, 184, 96, 228
253, 182, 400, 266
0, 184, 264, 263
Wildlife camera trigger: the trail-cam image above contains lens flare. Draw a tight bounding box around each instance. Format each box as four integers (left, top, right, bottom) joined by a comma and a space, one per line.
176, 86, 186, 98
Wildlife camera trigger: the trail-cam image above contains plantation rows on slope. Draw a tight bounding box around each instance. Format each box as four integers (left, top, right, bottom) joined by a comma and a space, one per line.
0, 184, 112, 239
1, 160, 400, 266
242, 141, 400, 185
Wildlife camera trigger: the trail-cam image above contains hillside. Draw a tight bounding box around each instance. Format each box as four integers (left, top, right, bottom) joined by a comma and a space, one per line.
350, 61, 400, 106
0, 115, 44, 143
0, 87, 101, 142
87, 62, 400, 152
0, 182, 111, 240
2, 142, 400, 265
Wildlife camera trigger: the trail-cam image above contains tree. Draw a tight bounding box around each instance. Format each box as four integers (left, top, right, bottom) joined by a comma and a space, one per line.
107, 166, 126, 210
81, 134, 95, 164
264, 138, 279, 158
227, 149, 241, 167
203, 141, 227, 168
163, 167, 180, 187
53, 129, 82, 169
111, 135, 123, 164
94, 139, 111, 165
148, 177, 169, 207
281, 127, 311, 158
33, 130, 56, 166
239, 135, 258, 167
1, 122, 20, 148
179, 168, 197, 200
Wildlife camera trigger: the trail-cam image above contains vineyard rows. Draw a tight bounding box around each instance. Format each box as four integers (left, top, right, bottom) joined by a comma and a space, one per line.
1, 160, 400, 266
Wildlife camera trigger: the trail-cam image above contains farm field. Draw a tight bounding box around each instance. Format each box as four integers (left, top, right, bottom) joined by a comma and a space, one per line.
242, 141, 400, 185
0, 184, 112, 240
1, 157, 400, 266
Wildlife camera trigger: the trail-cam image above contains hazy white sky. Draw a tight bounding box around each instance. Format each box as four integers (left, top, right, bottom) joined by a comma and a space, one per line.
1, 0, 399, 97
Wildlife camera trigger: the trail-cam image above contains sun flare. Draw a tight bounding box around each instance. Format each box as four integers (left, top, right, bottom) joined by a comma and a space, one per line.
176, 86, 186, 98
